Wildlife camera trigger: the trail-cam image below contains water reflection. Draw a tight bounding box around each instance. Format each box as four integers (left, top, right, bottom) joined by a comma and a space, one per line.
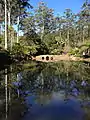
0, 61, 90, 120
20, 61, 90, 120
5, 69, 8, 119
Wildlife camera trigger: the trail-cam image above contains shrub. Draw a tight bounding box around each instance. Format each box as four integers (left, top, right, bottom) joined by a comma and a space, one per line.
69, 48, 79, 56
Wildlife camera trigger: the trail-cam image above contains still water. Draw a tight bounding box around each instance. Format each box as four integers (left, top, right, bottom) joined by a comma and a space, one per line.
0, 61, 90, 120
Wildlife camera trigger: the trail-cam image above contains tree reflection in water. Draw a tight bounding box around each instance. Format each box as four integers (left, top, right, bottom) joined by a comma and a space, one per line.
0, 61, 90, 120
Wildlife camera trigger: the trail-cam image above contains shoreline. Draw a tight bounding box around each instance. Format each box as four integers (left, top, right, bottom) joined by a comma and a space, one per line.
32, 55, 90, 62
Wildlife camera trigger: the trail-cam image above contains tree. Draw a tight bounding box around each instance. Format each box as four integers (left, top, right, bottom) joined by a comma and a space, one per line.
4, 0, 8, 49
81, 0, 90, 38
34, 2, 54, 40
63, 9, 75, 47
0, 0, 33, 50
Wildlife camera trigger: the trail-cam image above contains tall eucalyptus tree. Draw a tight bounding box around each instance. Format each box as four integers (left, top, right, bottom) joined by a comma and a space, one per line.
0, 4, 4, 35
0, 0, 33, 49
4, 0, 8, 49
63, 9, 75, 46
34, 2, 54, 40
81, 0, 90, 38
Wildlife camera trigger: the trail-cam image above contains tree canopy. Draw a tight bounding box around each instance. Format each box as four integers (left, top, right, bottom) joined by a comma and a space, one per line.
0, 0, 90, 56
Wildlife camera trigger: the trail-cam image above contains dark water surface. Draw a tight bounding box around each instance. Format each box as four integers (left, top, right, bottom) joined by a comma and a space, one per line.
0, 61, 90, 120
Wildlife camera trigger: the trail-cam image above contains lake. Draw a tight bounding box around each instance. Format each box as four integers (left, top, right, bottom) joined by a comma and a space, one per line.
0, 60, 90, 120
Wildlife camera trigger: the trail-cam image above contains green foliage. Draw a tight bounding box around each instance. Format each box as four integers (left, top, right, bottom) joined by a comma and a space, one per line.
20, 1, 90, 56
11, 43, 38, 57
24, 45, 38, 55
0, 0, 90, 56
69, 42, 90, 57
11, 43, 23, 55
79, 42, 90, 48
0, 36, 3, 44
79, 46, 88, 53
69, 48, 79, 56
0, 35, 4, 45
51, 49, 62, 55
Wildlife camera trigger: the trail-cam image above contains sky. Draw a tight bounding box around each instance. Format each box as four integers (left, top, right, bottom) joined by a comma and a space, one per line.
30, 0, 84, 15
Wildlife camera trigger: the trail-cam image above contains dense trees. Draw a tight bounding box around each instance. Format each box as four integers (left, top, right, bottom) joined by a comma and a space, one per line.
20, 0, 90, 56
0, 0, 90, 57
0, 0, 32, 49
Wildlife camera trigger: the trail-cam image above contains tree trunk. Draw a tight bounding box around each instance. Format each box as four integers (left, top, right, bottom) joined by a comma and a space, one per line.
74, 29, 76, 46
9, 66, 12, 102
8, 9, 10, 27
82, 27, 85, 43
88, 25, 90, 38
17, 74, 20, 98
11, 32, 13, 50
41, 24, 44, 41
41, 15, 44, 41
17, 16, 19, 43
8, 0, 11, 50
5, 69, 8, 119
0, 23, 3, 35
5, 0, 8, 49
60, 31, 62, 41
67, 29, 69, 46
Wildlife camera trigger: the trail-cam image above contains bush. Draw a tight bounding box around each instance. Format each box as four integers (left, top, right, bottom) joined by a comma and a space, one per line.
69, 48, 79, 56
51, 49, 63, 55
